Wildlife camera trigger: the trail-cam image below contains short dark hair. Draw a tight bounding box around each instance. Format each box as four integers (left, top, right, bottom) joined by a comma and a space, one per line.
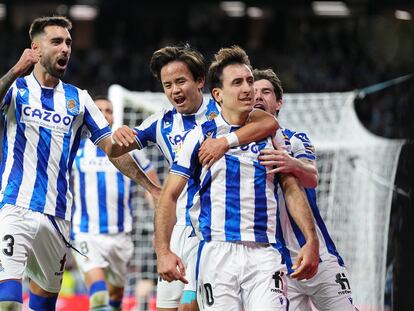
207, 45, 252, 92
253, 68, 283, 100
93, 95, 110, 102
149, 44, 206, 83
29, 16, 72, 40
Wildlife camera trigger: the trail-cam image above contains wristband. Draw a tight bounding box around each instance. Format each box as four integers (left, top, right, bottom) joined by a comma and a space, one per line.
225, 132, 239, 148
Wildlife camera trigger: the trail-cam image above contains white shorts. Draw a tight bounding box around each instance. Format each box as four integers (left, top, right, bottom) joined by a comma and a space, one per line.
0, 204, 69, 293
156, 225, 199, 308
72, 232, 133, 287
197, 241, 288, 311
288, 259, 357, 311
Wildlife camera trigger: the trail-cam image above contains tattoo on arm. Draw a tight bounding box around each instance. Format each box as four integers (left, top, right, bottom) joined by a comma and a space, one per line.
0, 69, 17, 103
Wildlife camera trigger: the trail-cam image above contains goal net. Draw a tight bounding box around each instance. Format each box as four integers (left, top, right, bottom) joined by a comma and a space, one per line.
109, 84, 404, 311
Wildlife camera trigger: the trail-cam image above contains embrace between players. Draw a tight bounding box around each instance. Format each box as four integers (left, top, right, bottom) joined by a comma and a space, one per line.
0, 15, 357, 311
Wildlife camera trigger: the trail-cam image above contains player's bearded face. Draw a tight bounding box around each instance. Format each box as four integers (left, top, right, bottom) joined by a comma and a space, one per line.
39, 26, 72, 79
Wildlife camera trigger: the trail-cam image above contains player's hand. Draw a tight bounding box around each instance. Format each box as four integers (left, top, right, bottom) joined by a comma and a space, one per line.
290, 238, 319, 280
198, 137, 229, 168
13, 49, 40, 77
259, 146, 298, 175
157, 250, 188, 284
111, 125, 136, 147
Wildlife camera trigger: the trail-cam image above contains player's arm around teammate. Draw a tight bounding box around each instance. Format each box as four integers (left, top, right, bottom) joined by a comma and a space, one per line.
198, 108, 278, 167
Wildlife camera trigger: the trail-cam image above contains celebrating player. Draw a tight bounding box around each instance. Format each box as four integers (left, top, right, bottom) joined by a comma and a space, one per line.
111, 44, 278, 311
154, 46, 319, 310
71, 96, 160, 311
0, 16, 156, 311
254, 68, 358, 310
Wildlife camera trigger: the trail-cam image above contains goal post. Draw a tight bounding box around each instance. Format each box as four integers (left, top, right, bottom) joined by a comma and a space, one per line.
109, 84, 404, 310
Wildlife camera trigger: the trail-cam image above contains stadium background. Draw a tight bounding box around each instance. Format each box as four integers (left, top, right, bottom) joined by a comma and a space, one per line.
0, 0, 413, 310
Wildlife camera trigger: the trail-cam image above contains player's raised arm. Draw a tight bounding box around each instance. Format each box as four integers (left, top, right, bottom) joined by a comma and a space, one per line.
154, 173, 188, 284
109, 153, 161, 199
0, 49, 40, 102
198, 108, 278, 166
279, 173, 319, 280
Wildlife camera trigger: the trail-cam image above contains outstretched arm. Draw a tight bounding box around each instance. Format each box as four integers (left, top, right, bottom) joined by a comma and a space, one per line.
0, 49, 39, 102
279, 173, 319, 280
154, 173, 188, 284
109, 153, 161, 199
199, 109, 278, 167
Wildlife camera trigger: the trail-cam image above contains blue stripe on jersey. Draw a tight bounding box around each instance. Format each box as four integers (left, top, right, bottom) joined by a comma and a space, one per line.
253, 163, 269, 243
160, 110, 174, 164
96, 148, 108, 233
97, 172, 108, 233
182, 115, 196, 131
297, 154, 316, 161
274, 179, 294, 274
305, 188, 344, 266
224, 154, 241, 240
199, 170, 212, 241
77, 153, 89, 232
55, 84, 78, 218
29, 88, 54, 211
117, 173, 125, 232
135, 118, 158, 149
84, 106, 110, 144
195, 240, 205, 282
2, 78, 28, 204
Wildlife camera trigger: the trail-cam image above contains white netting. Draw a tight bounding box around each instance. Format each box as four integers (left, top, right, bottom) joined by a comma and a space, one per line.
109, 85, 404, 311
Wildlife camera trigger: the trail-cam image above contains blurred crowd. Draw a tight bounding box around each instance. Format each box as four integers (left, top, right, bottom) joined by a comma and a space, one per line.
0, 2, 413, 138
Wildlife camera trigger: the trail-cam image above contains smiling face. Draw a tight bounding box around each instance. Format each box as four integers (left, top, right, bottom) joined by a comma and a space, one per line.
212, 63, 254, 124
160, 60, 204, 115
32, 25, 72, 79
253, 79, 282, 116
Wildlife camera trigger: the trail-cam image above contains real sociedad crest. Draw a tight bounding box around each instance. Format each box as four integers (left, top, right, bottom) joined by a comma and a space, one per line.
66, 99, 78, 114
208, 111, 218, 120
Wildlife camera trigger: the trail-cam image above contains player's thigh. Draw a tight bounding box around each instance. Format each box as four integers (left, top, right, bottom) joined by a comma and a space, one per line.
197, 241, 243, 311
287, 279, 313, 311
0, 205, 36, 282
241, 245, 288, 310
72, 233, 109, 275
106, 233, 133, 288
27, 215, 70, 293
309, 261, 356, 311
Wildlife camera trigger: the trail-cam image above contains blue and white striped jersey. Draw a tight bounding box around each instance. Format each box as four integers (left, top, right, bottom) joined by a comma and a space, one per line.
171, 113, 284, 243
275, 128, 344, 274
0, 73, 111, 221
134, 97, 220, 225
71, 140, 153, 235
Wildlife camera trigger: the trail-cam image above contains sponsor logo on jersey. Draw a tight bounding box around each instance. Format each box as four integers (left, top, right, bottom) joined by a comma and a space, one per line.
21, 106, 74, 134
79, 157, 118, 173
335, 272, 352, 295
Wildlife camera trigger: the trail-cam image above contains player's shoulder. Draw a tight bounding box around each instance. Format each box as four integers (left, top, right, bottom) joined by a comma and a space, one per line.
283, 127, 312, 143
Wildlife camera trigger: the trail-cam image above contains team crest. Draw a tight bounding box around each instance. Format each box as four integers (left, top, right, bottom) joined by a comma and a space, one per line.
208, 111, 218, 120
66, 99, 78, 113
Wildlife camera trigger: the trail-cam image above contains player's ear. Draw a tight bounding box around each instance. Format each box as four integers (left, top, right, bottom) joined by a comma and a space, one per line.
196, 77, 205, 91
211, 87, 222, 104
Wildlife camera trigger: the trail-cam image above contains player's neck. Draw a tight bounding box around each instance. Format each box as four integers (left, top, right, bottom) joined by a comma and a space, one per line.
33, 65, 59, 88
221, 109, 249, 126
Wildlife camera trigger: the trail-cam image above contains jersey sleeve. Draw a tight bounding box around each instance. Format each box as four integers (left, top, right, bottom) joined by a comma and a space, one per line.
170, 127, 203, 180
129, 149, 154, 172
289, 131, 316, 161
274, 129, 292, 154
133, 110, 165, 149
82, 90, 111, 145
